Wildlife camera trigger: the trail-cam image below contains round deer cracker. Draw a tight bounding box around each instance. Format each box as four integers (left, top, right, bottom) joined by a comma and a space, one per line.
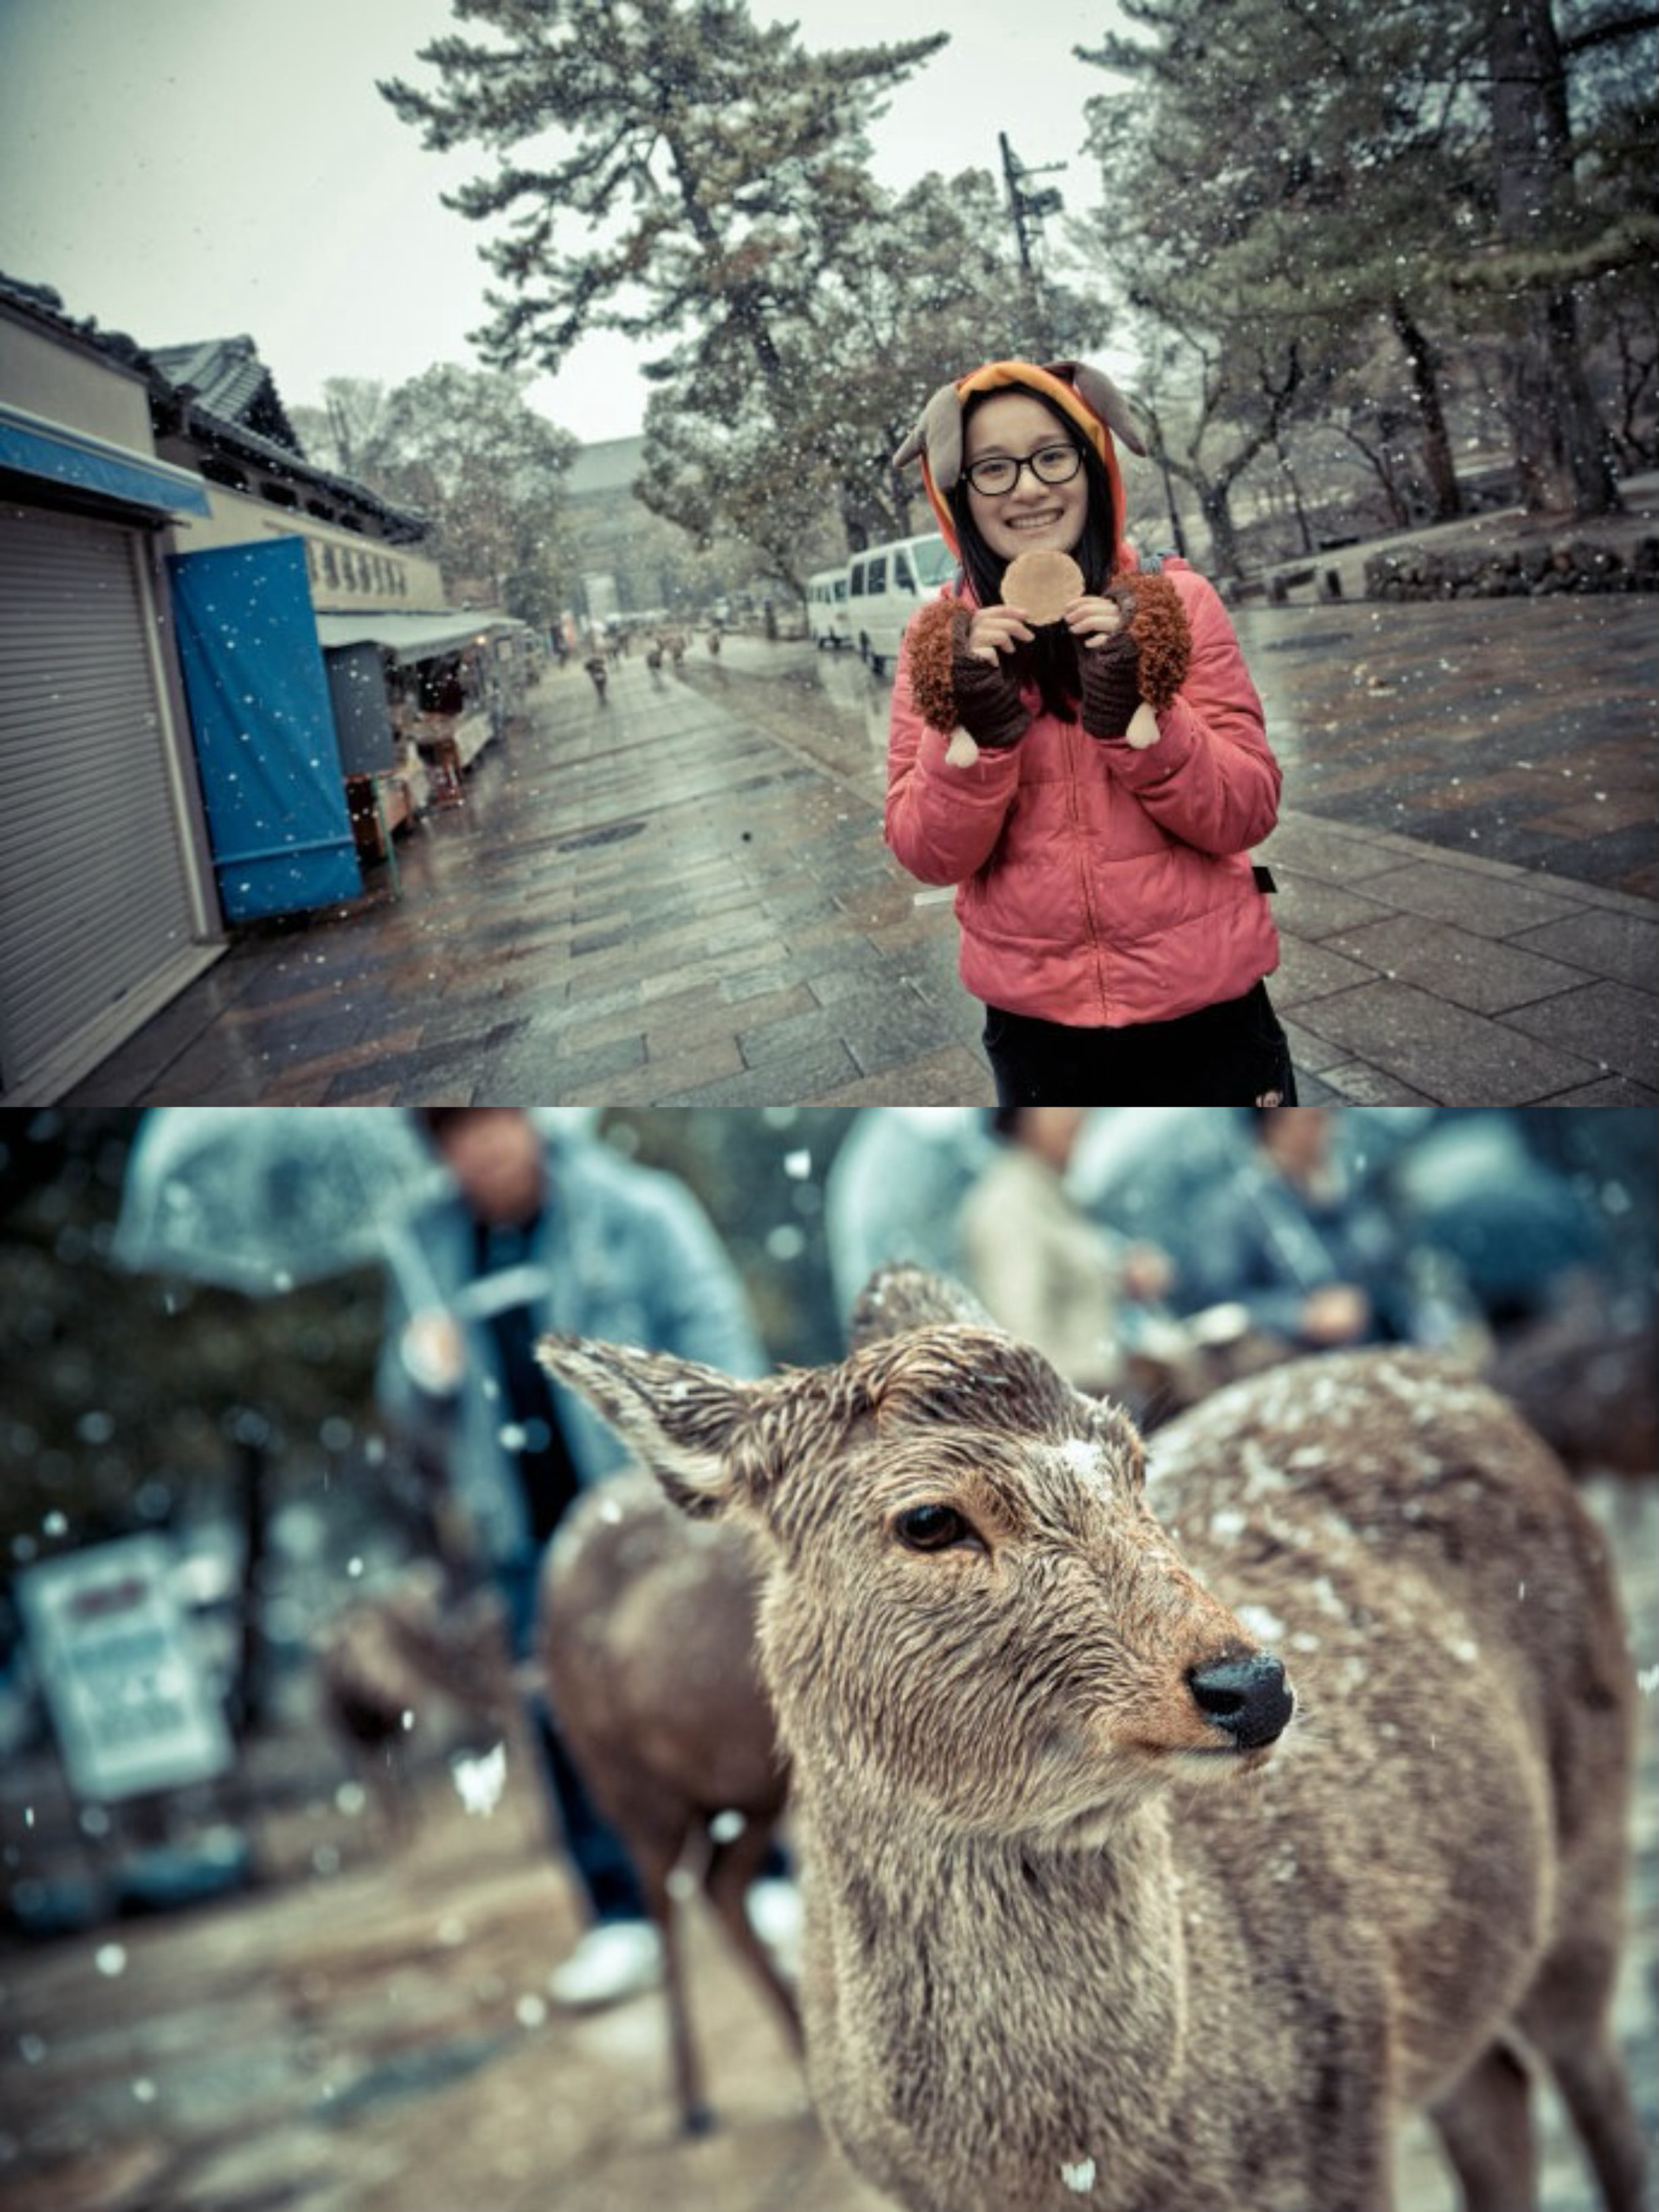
1002, 548, 1084, 625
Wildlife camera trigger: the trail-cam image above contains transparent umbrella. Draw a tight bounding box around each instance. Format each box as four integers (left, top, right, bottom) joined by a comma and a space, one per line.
111, 1107, 452, 1298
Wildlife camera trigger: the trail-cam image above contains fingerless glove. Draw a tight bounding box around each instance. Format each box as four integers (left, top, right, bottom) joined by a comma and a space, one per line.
950, 636, 1031, 750
1079, 628, 1142, 741
1079, 579, 1141, 743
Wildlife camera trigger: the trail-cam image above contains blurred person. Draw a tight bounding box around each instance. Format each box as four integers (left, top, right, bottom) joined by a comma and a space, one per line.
1176, 1107, 1433, 1350
1388, 1111, 1657, 1478
824, 1109, 994, 1327
1384, 1111, 1610, 1328
959, 1108, 1172, 1396
1070, 1107, 1254, 1286
377, 1109, 774, 2009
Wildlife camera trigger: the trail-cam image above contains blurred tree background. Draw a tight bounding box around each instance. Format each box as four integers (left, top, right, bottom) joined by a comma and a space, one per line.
290, 366, 577, 630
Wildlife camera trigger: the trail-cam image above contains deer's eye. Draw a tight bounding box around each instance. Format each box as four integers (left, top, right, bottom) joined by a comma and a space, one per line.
894, 1504, 980, 1554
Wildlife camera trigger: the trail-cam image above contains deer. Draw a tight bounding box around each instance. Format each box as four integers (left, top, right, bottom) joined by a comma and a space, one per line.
535, 1467, 799, 2135
313, 1563, 517, 1839
538, 1264, 1647, 2212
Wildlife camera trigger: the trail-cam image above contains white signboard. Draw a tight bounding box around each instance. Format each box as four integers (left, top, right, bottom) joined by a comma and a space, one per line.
16, 1535, 235, 1801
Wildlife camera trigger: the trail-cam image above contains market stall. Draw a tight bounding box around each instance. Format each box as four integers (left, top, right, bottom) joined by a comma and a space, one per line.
313, 610, 531, 849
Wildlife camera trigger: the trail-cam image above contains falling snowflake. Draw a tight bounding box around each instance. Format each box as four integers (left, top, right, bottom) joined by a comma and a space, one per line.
451, 1741, 508, 1817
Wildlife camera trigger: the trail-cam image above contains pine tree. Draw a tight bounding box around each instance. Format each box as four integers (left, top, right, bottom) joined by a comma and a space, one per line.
634, 166, 1074, 573
379, 0, 945, 392
1078, 0, 1491, 562
1478, 0, 1642, 512
1079, 0, 1655, 531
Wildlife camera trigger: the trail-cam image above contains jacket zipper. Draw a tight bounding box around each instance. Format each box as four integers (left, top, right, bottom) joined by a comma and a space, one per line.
1063, 718, 1111, 1022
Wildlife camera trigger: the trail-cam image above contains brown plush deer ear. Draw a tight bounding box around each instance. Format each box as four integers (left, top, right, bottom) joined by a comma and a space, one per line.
1118, 570, 1192, 709
893, 379, 970, 490
1044, 360, 1149, 458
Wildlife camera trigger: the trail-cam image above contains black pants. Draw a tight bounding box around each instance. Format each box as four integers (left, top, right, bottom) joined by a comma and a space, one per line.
982, 980, 1298, 1106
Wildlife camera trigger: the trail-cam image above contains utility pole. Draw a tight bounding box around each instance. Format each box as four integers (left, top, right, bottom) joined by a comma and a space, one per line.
999, 132, 1065, 357
1140, 398, 1189, 561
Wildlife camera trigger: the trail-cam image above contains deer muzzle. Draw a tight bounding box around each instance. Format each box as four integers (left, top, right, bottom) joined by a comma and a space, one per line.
1185, 1648, 1294, 1752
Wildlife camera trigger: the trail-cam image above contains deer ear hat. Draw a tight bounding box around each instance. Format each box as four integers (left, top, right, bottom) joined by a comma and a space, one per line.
891, 358, 1147, 560
893, 363, 1189, 755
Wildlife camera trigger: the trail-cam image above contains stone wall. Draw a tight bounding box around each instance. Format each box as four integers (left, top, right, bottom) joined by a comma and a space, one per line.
1365, 535, 1659, 599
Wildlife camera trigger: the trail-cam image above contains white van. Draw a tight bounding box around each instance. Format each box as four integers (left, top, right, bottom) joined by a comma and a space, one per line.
846, 532, 957, 674
807, 567, 850, 650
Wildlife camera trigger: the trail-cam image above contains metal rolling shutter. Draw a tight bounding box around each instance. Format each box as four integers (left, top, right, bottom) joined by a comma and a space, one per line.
0, 504, 203, 1099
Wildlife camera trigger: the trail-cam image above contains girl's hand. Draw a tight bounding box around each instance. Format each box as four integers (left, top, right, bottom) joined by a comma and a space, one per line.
1073, 596, 1146, 743
966, 606, 1034, 664
1063, 594, 1129, 650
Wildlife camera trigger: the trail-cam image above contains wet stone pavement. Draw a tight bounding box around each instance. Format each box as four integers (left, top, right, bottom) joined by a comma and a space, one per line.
65, 588, 1658, 1108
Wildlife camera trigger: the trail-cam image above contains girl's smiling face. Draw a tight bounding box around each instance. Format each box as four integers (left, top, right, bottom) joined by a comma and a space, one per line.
962, 392, 1090, 567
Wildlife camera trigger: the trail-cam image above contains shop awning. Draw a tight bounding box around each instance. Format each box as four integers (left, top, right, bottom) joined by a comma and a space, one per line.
0, 401, 212, 517
313, 610, 520, 667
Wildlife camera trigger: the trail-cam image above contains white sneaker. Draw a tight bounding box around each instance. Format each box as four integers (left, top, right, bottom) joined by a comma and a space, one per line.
745, 1876, 803, 1969
547, 1920, 664, 2010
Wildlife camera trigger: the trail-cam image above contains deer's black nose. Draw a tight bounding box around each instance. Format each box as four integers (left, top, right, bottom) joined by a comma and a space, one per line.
1187, 1648, 1294, 1750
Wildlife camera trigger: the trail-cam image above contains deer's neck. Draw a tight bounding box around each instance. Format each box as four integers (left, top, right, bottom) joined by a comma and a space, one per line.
795, 1781, 1192, 2212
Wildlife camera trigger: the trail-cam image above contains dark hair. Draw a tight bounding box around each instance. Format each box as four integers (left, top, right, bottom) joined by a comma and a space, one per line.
413, 1107, 494, 1149
947, 384, 1124, 720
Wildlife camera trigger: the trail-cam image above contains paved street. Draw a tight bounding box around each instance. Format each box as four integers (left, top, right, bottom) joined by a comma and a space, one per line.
68, 587, 1658, 1107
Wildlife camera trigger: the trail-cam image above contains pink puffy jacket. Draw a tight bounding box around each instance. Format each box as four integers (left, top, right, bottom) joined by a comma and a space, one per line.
885, 556, 1282, 1028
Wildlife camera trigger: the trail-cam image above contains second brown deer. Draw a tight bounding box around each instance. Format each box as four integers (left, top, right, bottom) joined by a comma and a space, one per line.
536, 1467, 798, 2134
539, 1265, 1646, 2212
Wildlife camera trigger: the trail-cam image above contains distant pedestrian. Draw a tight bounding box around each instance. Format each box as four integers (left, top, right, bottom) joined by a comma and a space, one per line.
887, 359, 1293, 1105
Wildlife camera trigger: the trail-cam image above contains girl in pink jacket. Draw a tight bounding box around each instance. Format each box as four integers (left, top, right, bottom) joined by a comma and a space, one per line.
887, 357, 1294, 1105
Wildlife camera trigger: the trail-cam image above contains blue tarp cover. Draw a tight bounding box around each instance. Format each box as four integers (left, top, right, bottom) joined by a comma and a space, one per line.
0, 401, 212, 516
167, 538, 361, 920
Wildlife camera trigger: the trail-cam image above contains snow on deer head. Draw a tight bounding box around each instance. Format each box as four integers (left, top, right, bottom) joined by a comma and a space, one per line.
539, 1267, 1291, 1845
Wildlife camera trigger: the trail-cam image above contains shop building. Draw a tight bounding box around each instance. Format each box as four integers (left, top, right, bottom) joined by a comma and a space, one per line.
1, 275, 222, 1104
1, 276, 531, 1102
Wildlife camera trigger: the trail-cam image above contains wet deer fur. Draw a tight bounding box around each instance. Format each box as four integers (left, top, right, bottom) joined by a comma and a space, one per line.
537, 1471, 798, 2132
538, 1265, 1644, 2212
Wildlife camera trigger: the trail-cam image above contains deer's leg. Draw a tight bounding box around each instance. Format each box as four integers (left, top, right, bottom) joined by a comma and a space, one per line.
1546, 2029, 1648, 2212
702, 1817, 803, 2051
1519, 1945, 1647, 2212
1428, 2038, 1539, 2212
627, 1820, 714, 2138
1521, 1920, 1654, 2212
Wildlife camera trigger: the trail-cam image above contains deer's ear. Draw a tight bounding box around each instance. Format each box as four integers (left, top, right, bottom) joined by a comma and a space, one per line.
539, 1336, 759, 1520
849, 1263, 995, 1347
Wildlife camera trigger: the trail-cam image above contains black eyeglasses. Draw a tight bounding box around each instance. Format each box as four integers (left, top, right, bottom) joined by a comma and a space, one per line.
962, 442, 1084, 497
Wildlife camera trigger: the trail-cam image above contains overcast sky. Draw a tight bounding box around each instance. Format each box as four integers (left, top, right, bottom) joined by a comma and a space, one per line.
0, 0, 1122, 446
